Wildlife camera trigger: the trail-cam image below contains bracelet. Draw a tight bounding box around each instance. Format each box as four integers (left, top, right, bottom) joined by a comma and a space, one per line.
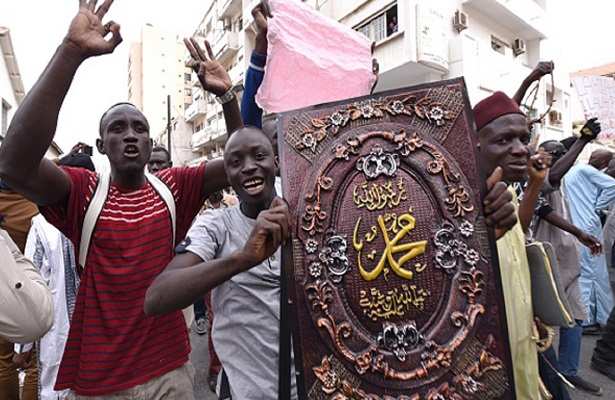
215, 89, 235, 105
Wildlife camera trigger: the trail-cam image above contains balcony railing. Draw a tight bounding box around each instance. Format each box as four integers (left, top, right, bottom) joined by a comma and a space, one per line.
185, 97, 207, 122
191, 126, 216, 149
212, 31, 239, 64
217, 0, 241, 20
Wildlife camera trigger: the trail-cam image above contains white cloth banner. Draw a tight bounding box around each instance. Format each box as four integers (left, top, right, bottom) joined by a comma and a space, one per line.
572, 75, 615, 142
256, 0, 376, 113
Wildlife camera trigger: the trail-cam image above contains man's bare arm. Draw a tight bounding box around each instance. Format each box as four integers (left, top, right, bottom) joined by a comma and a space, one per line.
513, 61, 553, 106
145, 198, 290, 315
184, 38, 242, 197
0, 0, 122, 205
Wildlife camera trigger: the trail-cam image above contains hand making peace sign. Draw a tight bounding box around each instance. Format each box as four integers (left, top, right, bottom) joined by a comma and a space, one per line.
184, 38, 233, 97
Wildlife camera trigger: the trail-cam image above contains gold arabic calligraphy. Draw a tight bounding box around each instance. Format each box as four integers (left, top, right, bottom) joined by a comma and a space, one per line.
353, 179, 407, 211
353, 212, 427, 281
359, 284, 431, 321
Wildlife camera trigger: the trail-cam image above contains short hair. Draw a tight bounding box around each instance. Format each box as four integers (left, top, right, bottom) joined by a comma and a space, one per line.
151, 146, 171, 161
58, 153, 96, 172
538, 139, 558, 149
224, 125, 272, 153
98, 102, 142, 137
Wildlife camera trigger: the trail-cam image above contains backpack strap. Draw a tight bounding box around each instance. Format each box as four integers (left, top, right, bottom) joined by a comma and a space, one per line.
78, 172, 177, 269
145, 172, 176, 245
79, 172, 110, 268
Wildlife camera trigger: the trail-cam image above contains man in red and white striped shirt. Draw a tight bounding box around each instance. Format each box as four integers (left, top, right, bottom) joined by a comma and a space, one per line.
0, 1, 243, 398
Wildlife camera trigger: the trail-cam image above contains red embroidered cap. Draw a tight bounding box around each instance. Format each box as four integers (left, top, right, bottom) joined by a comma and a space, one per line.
473, 91, 525, 131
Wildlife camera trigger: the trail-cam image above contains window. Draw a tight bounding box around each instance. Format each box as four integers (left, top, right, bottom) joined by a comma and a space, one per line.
356, 5, 398, 42
491, 36, 506, 55
185, 73, 191, 81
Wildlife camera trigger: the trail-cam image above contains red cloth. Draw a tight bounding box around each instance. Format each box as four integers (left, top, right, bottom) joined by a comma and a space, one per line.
41, 165, 206, 395
473, 91, 525, 131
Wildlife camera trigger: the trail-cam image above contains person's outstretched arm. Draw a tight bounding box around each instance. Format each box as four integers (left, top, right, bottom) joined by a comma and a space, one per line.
145, 197, 290, 315
547, 118, 600, 186
543, 211, 602, 255
513, 61, 553, 105
241, 1, 271, 127
518, 153, 551, 233
184, 38, 243, 197
0, 0, 122, 206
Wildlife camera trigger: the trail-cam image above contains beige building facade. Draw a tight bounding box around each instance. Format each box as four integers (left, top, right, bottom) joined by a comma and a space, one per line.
128, 24, 194, 165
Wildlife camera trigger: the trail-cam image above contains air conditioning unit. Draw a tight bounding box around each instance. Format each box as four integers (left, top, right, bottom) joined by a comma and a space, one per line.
549, 110, 562, 124
453, 10, 468, 32
513, 38, 526, 56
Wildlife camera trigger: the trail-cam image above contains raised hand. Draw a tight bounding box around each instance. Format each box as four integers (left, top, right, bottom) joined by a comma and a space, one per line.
484, 167, 517, 239
579, 117, 601, 142
240, 197, 291, 268
184, 38, 232, 97
528, 152, 552, 182
65, 0, 122, 57
528, 61, 553, 83
252, 0, 272, 54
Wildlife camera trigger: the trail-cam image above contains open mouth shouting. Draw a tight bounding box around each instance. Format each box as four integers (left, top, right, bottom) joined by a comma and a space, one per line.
124, 145, 140, 159
243, 177, 265, 196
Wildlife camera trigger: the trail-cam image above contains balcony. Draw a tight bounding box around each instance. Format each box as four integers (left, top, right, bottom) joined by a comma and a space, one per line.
206, 148, 225, 161
191, 127, 214, 149
185, 97, 207, 122
212, 31, 239, 64
217, 0, 242, 20
462, 0, 548, 40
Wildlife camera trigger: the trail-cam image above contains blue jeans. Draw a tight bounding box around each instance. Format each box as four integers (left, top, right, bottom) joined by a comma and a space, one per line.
558, 320, 583, 376
539, 345, 571, 400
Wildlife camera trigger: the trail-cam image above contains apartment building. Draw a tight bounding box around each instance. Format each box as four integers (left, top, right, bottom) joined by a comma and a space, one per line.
0, 27, 61, 158
128, 24, 194, 165
178, 0, 567, 165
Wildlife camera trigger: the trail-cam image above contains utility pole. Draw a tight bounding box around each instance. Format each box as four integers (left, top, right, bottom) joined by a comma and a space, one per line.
166, 94, 172, 155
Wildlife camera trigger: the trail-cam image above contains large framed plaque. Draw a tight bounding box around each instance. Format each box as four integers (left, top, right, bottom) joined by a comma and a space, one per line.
280, 78, 514, 399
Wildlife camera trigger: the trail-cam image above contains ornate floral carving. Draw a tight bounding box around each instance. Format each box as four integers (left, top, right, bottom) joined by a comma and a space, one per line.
309, 261, 323, 278
293, 96, 455, 153
308, 269, 485, 383
306, 238, 319, 254
377, 322, 425, 362
319, 235, 350, 283
459, 220, 474, 237
433, 222, 481, 274
356, 146, 400, 180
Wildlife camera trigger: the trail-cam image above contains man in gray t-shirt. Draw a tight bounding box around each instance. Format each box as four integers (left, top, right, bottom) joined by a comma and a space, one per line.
145, 126, 295, 399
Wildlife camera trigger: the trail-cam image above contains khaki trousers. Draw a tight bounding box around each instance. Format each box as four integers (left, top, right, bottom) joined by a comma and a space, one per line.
66, 362, 195, 400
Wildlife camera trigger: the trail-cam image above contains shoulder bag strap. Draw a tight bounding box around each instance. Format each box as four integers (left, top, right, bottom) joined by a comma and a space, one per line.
79, 172, 110, 268
145, 172, 176, 244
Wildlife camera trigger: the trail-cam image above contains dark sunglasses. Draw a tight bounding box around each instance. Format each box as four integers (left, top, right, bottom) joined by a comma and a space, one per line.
547, 149, 567, 157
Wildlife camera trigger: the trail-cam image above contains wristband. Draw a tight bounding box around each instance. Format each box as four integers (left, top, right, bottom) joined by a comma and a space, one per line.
215, 89, 235, 105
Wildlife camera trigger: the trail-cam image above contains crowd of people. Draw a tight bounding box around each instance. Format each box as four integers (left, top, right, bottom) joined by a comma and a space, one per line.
1, 0, 615, 399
